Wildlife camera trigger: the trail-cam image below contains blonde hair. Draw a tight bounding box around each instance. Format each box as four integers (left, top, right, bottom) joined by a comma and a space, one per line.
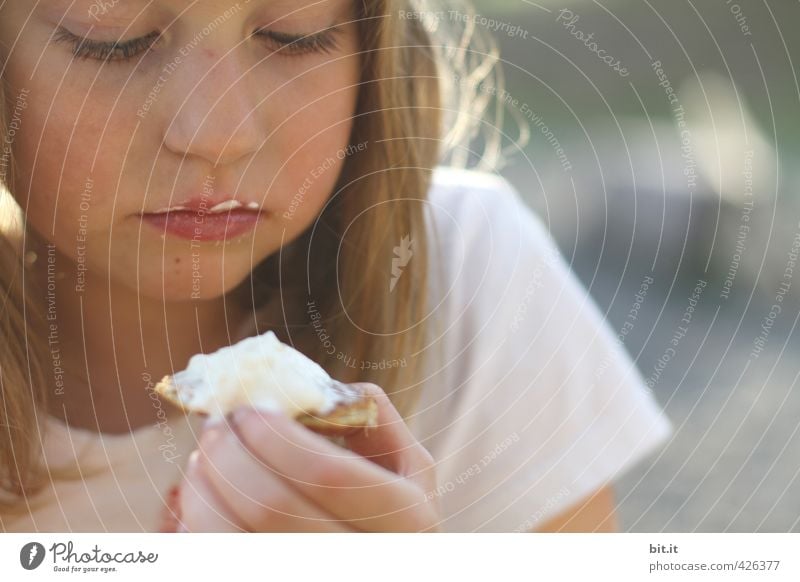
0, 0, 502, 512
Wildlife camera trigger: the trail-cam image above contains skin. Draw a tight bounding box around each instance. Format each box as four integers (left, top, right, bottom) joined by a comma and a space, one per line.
535, 486, 618, 532
181, 387, 616, 532
0, 0, 361, 431
183, 383, 441, 532
0, 0, 618, 532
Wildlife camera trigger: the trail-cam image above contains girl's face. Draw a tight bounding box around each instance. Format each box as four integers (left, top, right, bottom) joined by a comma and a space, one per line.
0, 0, 360, 301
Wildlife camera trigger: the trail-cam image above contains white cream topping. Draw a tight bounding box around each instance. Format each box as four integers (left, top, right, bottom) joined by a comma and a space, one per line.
170, 331, 343, 420
152, 205, 189, 213
207, 200, 243, 213
151, 200, 260, 214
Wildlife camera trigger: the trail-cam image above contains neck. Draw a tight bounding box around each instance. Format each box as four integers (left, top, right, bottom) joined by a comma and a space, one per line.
27, 235, 248, 435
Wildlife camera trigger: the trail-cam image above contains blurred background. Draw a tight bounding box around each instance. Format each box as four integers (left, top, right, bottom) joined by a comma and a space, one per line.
465, 0, 800, 532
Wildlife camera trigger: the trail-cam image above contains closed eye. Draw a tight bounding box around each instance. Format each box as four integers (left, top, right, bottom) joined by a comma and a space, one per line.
255, 27, 342, 56
53, 27, 161, 63
52, 25, 343, 65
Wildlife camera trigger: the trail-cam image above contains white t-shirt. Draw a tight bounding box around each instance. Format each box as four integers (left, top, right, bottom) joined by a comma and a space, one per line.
0, 166, 672, 533
409, 167, 672, 532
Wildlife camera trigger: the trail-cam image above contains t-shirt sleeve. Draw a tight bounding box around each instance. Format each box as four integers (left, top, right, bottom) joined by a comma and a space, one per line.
408, 168, 673, 532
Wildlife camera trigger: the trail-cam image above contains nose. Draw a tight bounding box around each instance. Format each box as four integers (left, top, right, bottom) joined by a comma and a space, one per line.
162, 49, 263, 166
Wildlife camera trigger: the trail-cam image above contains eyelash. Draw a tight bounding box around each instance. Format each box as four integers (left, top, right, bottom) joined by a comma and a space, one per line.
53, 26, 341, 63
258, 28, 341, 56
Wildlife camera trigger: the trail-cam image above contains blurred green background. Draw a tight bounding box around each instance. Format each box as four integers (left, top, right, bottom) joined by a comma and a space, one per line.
465, 0, 800, 532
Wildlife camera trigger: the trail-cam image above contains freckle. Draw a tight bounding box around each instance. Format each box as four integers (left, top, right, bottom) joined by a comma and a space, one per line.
175, 258, 181, 264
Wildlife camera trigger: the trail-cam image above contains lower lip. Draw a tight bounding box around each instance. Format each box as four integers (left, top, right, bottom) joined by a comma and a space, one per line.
140, 209, 266, 241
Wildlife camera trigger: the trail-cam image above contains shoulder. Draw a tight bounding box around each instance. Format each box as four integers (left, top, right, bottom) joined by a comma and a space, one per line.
426, 165, 554, 249
424, 166, 562, 315
415, 166, 672, 532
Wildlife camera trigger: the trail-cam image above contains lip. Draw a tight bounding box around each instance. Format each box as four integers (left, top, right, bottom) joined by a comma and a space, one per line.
140, 196, 266, 242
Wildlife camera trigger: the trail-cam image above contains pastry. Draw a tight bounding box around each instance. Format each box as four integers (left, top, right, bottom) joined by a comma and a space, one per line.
154, 331, 377, 436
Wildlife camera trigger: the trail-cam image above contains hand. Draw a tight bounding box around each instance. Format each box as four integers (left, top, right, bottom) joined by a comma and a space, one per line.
173, 383, 441, 532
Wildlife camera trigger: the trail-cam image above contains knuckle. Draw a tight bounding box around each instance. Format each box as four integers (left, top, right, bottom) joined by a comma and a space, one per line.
198, 426, 225, 454
194, 447, 216, 476
416, 472, 438, 502
417, 446, 436, 469
401, 446, 436, 481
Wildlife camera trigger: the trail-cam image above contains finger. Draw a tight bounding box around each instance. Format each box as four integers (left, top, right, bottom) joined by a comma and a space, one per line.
178, 449, 247, 533
344, 383, 435, 479
198, 423, 355, 532
232, 406, 436, 532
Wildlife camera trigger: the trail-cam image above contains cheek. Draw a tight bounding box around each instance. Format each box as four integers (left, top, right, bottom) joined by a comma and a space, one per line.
273, 121, 351, 225
10, 75, 140, 245
262, 60, 361, 238
4, 23, 362, 298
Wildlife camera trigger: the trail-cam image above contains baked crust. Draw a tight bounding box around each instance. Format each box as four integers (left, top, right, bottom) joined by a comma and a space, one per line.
154, 376, 378, 436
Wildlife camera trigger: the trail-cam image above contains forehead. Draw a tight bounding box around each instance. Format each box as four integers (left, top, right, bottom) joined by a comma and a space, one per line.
23, 0, 352, 21
42, 0, 334, 12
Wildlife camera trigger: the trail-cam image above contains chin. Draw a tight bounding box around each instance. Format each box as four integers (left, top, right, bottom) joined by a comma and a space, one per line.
185, 275, 247, 302
126, 243, 262, 299
129, 267, 249, 304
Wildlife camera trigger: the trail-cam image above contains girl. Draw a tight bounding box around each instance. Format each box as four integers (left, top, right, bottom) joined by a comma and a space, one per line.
0, 0, 671, 532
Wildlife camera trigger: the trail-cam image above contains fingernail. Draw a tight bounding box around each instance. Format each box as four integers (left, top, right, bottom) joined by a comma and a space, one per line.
243, 404, 280, 419
254, 407, 287, 426
187, 449, 200, 470
202, 414, 223, 431
231, 406, 252, 427
234, 406, 283, 430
